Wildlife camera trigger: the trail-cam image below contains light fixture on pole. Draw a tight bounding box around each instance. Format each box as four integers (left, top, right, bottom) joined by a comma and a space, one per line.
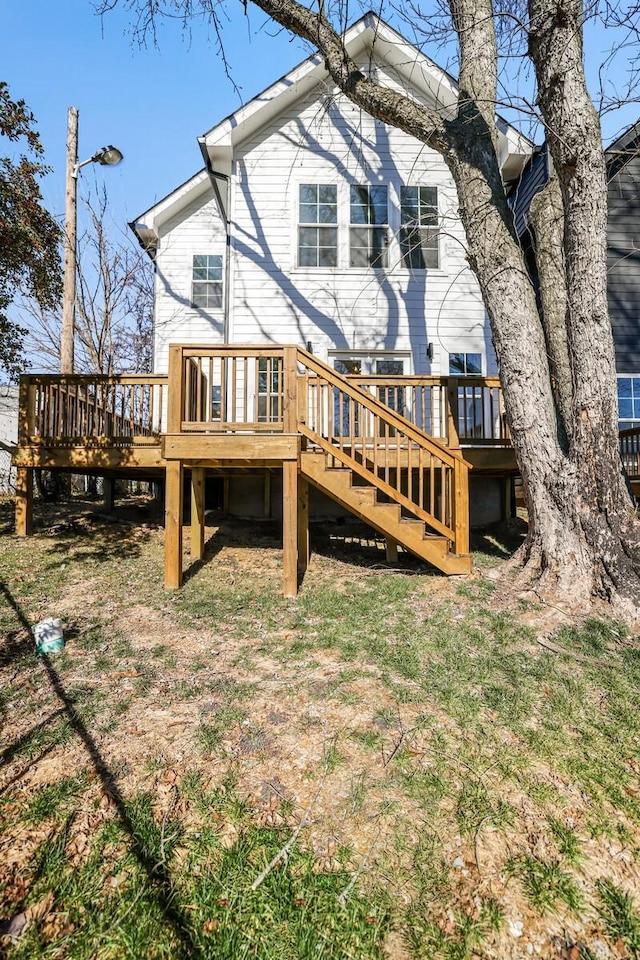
60, 107, 123, 374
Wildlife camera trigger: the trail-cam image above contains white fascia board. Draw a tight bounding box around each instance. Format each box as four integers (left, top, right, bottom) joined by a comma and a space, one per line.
130, 169, 212, 241
200, 12, 531, 179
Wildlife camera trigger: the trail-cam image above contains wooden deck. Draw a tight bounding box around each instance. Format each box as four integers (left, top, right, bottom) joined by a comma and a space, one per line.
13, 345, 639, 594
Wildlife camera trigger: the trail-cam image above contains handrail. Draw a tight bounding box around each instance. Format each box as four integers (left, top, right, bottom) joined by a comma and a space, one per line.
295, 347, 470, 552
18, 373, 166, 445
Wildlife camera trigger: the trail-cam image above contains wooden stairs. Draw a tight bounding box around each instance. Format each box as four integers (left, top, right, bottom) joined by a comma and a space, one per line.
301, 450, 471, 573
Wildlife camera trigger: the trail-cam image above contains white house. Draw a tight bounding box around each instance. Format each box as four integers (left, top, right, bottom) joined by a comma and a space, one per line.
131, 13, 531, 386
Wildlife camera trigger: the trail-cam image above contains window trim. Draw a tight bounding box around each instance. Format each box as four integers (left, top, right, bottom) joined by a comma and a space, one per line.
400, 185, 439, 270
297, 183, 338, 268
191, 254, 223, 310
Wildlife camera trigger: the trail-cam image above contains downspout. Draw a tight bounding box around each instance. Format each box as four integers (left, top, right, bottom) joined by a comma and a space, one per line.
198, 139, 232, 344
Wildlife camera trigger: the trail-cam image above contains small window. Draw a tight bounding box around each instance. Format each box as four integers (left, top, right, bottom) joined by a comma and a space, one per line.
401, 186, 439, 269
449, 353, 482, 376
192, 255, 223, 309
350, 185, 388, 267
618, 376, 640, 429
298, 184, 338, 267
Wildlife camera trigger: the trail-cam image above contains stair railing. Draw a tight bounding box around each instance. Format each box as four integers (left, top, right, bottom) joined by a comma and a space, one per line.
295, 348, 470, 555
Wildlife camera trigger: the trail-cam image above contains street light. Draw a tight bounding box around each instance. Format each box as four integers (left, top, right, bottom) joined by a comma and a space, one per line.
60, 107, 123, 374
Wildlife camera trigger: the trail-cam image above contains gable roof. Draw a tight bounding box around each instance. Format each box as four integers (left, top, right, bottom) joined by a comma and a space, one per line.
131, 12, 533, 248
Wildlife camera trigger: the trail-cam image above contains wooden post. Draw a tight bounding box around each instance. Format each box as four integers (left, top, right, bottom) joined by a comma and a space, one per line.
282, 460, 298, 597
223, 477, 230, 513
263, 469, 271, 518
167, 344, 184, 434
15, 467, 33, 537
191, 467, 205, 560
283, 345, 298, 434
297, 476, 309, 575
164, 460, 184, 589
452, 459, 470, 556
103, 476, 115, 511
446, 377, 460, 449
385, 537, 398, 563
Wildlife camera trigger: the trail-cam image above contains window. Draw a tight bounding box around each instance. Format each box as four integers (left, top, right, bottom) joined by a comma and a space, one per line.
331, 353, 407, 434
257, 357, 282, 423
449, 353, 482, 376
400, 187, 439, 268
192, 255, 223, 309
350, 185, 388, 267
298, 184, 338, 266
449, 353, 483, 439
618, 376, 640, 429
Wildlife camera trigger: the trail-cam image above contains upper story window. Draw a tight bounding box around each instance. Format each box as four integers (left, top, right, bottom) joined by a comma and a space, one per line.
400, 187, 439, 269
298, 184, 338, 267
618, 376, 640, 429
192, 255, 223, 309
350, 185, 388, 268
449, 352, 482, 376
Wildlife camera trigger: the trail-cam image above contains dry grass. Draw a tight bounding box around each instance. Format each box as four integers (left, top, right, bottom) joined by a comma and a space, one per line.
1, 494, 639, 959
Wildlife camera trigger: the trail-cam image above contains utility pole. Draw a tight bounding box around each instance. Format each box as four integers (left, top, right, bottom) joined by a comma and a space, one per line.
61, 106, 78, 374
59, 108, 123, 374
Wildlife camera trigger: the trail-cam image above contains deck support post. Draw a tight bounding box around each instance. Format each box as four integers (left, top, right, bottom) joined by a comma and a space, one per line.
282, 460, 298, 597
297, 476, 309, 575
15, 467, 33, 537
385, 537, 398, 563
191, 467, 205, 560
103, 477, 115, 511
164, 460, 184, 589
263, 470, 271, 518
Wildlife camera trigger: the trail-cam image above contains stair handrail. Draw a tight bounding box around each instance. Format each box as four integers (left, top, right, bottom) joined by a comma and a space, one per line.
295, 347, 470, 552
296, 349, 466, 467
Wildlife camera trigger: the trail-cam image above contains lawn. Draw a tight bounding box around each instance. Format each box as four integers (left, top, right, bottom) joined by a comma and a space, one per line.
1, 495, 639, 959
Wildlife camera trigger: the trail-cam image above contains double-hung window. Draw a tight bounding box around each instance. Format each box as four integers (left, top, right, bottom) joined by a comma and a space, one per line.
298, 184, 338, 267
192, 255, 223, 309
400, 187, 439, 268
350, 185, 388, 267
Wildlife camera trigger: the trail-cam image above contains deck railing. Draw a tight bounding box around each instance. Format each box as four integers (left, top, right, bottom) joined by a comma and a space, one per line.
18, 375, 166, 445
169, 345, 287, 433
351, 375, 509, 446
620, 426, 640, 480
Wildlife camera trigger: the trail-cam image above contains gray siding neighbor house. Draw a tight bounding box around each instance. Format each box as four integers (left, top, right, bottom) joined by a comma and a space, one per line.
510, 123, 640, 429
607, 122, 640, 427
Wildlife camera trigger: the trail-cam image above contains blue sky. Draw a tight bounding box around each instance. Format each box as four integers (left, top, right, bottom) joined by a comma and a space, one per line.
0, 0, 307, 230
1, 0, 638, 238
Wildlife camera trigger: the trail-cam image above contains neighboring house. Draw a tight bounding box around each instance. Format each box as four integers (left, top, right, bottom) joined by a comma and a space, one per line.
510, 123, 640, 430
607, 121, 640, 429
0, 386, 18, 494
131, 13, 531, 389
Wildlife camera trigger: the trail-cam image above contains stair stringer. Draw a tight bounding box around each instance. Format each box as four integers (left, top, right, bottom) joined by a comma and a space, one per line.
300, 451, 472, 575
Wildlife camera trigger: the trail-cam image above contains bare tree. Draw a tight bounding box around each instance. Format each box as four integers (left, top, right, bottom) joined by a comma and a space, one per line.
99, 0, 640, 620
22, 185, 153, 375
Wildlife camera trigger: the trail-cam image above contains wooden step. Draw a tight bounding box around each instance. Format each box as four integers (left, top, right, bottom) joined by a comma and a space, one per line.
300, 451, 471, 575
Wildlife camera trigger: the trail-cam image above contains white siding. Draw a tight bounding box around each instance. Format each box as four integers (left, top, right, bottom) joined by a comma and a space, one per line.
153, 191, 227, 373
152, 70, 497, 377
